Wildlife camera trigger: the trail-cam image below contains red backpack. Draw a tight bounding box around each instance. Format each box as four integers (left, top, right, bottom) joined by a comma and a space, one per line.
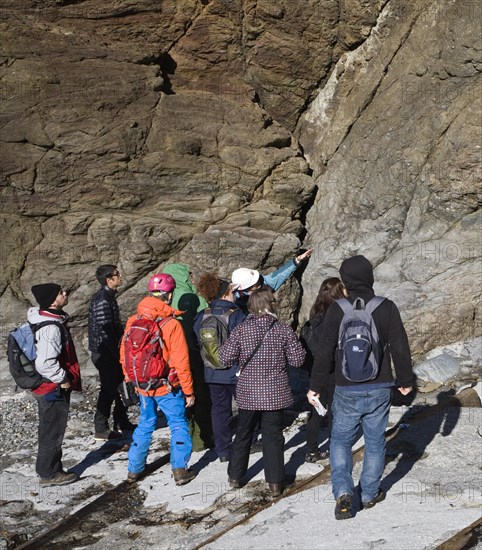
123, 316, 174, 391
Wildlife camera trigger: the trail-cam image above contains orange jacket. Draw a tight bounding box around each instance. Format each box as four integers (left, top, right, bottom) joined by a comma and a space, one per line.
120, 296, 193, 398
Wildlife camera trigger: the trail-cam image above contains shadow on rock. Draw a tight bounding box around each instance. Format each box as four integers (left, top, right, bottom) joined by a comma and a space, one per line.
382, 389, 461, 492
70, 435, 133, 477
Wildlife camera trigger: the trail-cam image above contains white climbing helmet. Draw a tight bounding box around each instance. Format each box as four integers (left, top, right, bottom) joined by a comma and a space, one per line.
231, 268, 260, 291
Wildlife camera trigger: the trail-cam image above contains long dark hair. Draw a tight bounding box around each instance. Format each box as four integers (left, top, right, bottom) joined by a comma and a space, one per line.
309, 277, 346, 318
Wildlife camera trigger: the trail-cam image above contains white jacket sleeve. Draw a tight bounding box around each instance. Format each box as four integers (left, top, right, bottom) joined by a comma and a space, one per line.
34, 324, 67, 384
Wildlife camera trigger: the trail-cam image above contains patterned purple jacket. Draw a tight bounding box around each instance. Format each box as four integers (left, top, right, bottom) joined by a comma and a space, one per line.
219, 314, 306, 411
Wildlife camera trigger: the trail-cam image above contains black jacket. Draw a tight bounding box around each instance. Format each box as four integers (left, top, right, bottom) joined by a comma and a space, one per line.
88, 286, 123, 359
310, 256, 413, 392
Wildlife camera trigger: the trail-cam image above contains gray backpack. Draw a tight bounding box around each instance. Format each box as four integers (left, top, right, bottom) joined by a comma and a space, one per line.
336, 296, 385, 383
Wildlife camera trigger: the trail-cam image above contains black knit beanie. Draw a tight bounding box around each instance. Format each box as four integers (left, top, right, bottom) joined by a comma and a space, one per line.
31, 283, 61, 309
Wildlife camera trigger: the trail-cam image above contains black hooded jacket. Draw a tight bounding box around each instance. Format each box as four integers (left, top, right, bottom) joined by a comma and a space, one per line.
310, 255, 413, 393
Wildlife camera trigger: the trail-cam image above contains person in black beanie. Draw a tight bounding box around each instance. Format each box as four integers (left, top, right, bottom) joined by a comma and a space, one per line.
88, 265, 134, 440
28, 282, 82, 486
308, 255, 413, 520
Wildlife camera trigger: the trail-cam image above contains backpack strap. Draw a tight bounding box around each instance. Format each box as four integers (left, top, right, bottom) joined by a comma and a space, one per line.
336, 297, 353, 315
365, 296, 386, 314
336, 296, 385, 314
157, 315, 175, 330
30, 320, 67, 346
208, 307, 236, 319
237, 318, 277, 377
30, 320, 62, 332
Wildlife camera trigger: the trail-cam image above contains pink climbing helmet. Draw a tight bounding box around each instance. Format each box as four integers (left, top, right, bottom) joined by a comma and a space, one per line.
148, 273, 176, 293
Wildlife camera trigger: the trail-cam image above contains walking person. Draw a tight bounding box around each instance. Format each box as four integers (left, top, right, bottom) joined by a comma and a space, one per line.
28, 283, 82, 486
121, 273, 196, 486
220, 288, 306, 497
301, 277, 346, 463
88, 265, 134, 440
194, 274, 246, 462
308, 255, 413, 519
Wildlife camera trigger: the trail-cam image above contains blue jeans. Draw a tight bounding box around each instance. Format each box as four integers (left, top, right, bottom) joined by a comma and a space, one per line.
128, 389, 192, 473
330, 386, 391, 503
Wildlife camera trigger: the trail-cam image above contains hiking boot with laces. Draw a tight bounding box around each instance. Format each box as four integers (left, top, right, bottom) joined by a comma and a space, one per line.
172, 468, 196, 486
362, 489, 386, 509
40, 471, 77, 487
334, 493, 353, 520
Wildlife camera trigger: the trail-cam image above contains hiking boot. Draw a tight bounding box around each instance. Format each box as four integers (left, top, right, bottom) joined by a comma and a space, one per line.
94, 430, 122, 441
127, 470, 144, 482
362, 489, 386, 509
40, 471, 77, 487
268, 482, 283, 497
334, 494, 353, 520
305, 450, 329, 464
228, 478, 241, 489
172, 468, 196, 486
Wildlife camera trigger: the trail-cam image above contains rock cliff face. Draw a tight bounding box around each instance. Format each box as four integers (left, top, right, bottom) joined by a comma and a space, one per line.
0, 0, 480, 367
298, 1, 481, 355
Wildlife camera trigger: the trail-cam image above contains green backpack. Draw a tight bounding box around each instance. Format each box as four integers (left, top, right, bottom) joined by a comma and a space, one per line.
199, 308, 235, 369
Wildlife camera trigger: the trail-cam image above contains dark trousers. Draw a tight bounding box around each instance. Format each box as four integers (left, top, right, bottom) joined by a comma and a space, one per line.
35, 392, 70, 479
306, 383, 334, 453
208, 383, 236, 458
228, 409, 285, 484
92, 353, 129, 432
187, 349, 214, 451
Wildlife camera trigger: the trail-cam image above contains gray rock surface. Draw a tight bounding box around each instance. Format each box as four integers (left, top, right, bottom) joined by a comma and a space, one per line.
298, 0, 481, 356
0, 0, 480, 373
415, 353, 463, 384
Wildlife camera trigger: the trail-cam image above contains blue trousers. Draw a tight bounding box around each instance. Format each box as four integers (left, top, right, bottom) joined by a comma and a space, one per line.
208, 383, 236, 459
128, 389, 192, 473
330, 386, 391, 503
